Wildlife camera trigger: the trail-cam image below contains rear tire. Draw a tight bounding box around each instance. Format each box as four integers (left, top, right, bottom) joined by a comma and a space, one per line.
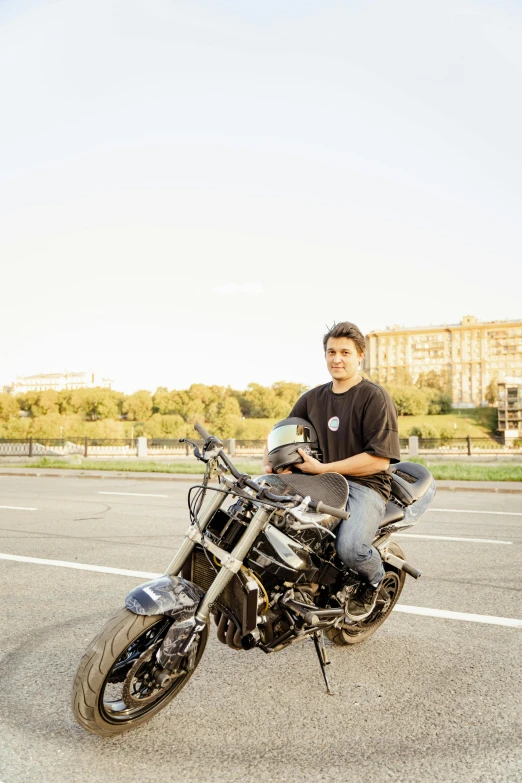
72, 608, 208, 736
327, 541, 407, 646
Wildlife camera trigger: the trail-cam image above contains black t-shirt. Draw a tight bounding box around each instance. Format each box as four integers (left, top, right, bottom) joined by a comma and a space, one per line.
289, 378, 401, 503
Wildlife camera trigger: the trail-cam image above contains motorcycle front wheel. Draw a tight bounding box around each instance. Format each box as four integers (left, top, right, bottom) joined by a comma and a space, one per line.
71, 608, 208, 736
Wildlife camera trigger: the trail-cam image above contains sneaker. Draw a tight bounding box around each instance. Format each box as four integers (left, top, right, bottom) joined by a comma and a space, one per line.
345, 580, 381, 620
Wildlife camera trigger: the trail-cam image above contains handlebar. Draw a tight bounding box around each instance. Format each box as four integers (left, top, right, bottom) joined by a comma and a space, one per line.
194, 422, 212, 441
193, 422, 246, 483
310, 501, 350, 521
192, 422, 350, 520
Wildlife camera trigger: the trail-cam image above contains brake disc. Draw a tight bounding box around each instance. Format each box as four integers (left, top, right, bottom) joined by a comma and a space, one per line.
122, 642, 182, 709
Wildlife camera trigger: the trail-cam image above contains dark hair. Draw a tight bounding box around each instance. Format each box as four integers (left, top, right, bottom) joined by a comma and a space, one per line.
323, 321, 366, 354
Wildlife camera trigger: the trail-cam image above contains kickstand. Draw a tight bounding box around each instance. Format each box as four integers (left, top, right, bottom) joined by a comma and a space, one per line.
312, 632, 336, 696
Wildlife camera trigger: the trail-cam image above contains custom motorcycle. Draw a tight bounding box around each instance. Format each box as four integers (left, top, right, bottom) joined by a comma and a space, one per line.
72, 423, 435, 736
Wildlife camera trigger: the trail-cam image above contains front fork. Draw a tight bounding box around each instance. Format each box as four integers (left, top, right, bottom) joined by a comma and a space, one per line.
195, 505, 272, 623
164, 489, 226, 577
159, 493, 272, 670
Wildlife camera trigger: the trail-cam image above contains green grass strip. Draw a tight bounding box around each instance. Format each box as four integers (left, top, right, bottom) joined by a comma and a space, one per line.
409, 458, 522, 482
15, 457, 263, 475
7, 456, 522, 481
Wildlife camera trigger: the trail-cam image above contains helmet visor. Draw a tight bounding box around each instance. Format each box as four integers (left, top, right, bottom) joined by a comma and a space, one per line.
267, 423, 314, 453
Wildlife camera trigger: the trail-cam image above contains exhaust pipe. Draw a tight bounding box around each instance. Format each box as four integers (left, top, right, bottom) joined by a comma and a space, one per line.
216, 611, 243, 649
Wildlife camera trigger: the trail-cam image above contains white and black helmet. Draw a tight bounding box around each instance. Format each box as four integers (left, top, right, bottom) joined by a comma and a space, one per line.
267, 417, 321, 473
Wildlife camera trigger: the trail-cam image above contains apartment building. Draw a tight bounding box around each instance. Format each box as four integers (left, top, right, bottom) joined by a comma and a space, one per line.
497, 378, 522, 435
362, 315, 522, 406
11, 371, 113, 394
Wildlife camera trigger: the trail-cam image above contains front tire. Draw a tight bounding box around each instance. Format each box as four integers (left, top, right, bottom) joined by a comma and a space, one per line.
72, 608, 208, 736
327, 541, 407, 646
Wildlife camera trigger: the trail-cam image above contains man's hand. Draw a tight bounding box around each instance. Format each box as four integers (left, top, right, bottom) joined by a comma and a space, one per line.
296, 449, 324, 474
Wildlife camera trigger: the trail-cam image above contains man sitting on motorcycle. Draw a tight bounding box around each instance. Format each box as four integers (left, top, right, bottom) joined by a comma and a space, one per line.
263, 321, 401, 619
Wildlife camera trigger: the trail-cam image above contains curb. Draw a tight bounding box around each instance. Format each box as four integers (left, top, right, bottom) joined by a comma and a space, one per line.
0, 469, 521, 493
434, 485, 522, 495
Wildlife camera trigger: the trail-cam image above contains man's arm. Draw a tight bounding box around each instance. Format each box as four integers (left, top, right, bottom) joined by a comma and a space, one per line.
296, 449, 389, 476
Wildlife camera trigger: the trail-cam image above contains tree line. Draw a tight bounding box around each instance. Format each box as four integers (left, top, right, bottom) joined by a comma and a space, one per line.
0, 382, 307, 440
0, 372, 488, 440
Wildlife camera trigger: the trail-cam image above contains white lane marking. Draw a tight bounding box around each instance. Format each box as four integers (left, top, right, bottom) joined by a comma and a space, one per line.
0, 505, 37, 511
97, 492, 169, 498
0, 552, 160, 579
1, 552, 521, 629
430, 508, 522, 517
395, 604, 522, 628
394, 533, 513, 545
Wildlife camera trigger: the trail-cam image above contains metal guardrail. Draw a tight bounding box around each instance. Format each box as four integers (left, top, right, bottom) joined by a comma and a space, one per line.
0, 438, 137, 457
148, 438, 203, 456
0, 435, 519, 458
417, 436, 513, 455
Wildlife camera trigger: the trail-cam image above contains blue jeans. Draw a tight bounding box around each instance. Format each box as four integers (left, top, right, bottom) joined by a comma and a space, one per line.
335, 481, 386, 586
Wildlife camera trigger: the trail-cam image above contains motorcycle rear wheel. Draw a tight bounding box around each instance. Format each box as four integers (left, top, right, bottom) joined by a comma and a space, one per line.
326, 541, 407, 646
71, 608, 208, 736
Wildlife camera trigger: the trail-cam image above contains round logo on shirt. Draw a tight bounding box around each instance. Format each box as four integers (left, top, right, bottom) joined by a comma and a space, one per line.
328, 416, 340, 432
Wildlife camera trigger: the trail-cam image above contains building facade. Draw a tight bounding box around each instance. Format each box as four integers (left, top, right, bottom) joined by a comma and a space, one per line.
497, 378, 522, 436
11, 371, 113, 394
362, 316, 522, 406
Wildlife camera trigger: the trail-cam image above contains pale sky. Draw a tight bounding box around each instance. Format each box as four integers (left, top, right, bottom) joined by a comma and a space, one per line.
1, 0, 521, 393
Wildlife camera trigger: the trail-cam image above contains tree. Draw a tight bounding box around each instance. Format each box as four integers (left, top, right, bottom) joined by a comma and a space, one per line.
394, 367, 413, 386
485, 377, 498, 406
35, 390, 59, 415
0, 393, 19, 421
272, 381, 308, 411
152, 387, 171, 414
31, 413, 65, 438
0, 416, 31, 438
233, 382, 307, 419
386, 386, 429, 415
416, 370, 451, 394
233, 418, 274, 439
424, 387, 452, 414
168, 389, 206, 423
15, 390, 59, 416
79, 388, 124, 420
122, 390, 153, 421
237, 384, 288, 418
87, 418, 127, 438
206, 396, 242, 438
57, 389, 82, 415
143, 414, 187, 438
16, 392, 38, 413
408, 424, 437, 438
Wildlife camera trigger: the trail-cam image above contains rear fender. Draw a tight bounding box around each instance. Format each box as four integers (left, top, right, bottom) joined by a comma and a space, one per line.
125, 575, 204, 619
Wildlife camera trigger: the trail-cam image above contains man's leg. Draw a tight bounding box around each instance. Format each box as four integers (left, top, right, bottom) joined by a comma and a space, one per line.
335, 481, 386, 618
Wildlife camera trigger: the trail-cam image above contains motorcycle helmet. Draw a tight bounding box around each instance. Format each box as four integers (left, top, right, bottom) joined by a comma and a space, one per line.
267, 417, 321, 473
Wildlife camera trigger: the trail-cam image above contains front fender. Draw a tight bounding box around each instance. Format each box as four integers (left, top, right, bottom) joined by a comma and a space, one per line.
125, 575, 204, 619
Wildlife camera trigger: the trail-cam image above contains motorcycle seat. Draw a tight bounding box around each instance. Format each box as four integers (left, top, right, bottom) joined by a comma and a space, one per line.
390, 462, 434, 506
380, 499, 405, 527
259, 471, 349, 510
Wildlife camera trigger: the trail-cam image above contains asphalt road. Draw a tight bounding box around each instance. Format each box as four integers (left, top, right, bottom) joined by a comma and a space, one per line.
0, 475, 521, 783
